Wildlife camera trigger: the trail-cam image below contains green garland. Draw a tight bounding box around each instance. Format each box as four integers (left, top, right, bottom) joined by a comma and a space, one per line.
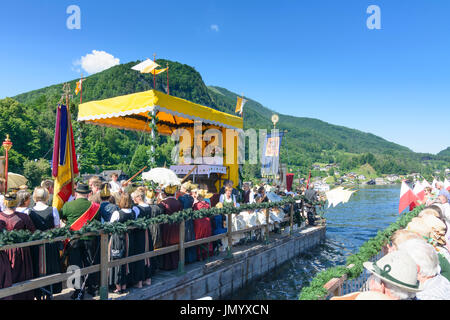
0, 195, 324, 247
298, 204, 424, 300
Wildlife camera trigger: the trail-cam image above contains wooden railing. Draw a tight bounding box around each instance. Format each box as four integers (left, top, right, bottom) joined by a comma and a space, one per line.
0, 203, 301, 300
323, 249, 387, 299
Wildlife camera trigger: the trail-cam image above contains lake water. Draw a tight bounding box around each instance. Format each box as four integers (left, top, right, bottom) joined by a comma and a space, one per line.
230, 185, 401, 300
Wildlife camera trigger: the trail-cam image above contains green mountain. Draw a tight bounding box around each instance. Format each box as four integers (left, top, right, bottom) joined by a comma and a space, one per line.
2, 59, 448, 184
438, 147, 450, 157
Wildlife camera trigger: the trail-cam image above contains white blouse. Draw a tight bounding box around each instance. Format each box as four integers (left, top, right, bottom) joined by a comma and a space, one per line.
110, 207, 140, 223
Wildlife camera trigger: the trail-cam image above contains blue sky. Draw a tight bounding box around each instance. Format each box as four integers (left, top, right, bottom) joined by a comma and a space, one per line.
0, 0, 449, 154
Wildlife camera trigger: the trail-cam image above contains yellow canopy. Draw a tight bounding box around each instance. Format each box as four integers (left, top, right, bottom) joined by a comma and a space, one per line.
77, 89, 243, 135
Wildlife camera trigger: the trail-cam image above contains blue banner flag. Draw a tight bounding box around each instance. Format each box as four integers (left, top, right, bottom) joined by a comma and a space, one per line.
261, 131, 284, 177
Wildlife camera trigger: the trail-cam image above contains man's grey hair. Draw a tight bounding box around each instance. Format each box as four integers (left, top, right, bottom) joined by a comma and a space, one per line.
397, 239, 440, 277
368, 275, 415, 300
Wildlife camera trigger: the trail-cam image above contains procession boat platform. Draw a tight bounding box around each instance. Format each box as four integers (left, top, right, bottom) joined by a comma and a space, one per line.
52, 224, 326, 300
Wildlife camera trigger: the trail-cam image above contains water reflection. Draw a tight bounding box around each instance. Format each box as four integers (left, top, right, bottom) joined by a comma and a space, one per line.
229, 185, 400, 300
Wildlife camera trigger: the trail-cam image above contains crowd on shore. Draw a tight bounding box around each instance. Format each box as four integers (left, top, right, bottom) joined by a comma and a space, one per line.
0, 175, 318, 300
332, 182, 450, 300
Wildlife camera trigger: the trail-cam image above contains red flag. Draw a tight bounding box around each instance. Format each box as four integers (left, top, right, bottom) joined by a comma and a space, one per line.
306, 170, 311, 189
399, 181, 418, 214
286, 173, 294, 192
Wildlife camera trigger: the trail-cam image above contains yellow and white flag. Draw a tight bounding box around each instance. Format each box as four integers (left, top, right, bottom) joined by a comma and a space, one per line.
148, 67, 168, 75
132, 59, 160, 74
75, 79, 82, 95
235, 96, 247, 115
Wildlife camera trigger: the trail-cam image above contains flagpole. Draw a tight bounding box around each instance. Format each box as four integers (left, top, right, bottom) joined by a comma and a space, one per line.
241, 92, 244, 120
167, 62, 170, 95
153, 53, 156, 89
80, 73, 83, 104
64, 83, 75, 197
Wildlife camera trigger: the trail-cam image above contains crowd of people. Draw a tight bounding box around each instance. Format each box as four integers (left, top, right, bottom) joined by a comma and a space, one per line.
0, 174, 317, 300
332, 183, 450, 300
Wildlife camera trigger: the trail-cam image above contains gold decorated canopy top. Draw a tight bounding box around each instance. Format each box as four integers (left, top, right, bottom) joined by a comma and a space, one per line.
77, 89, 244, 135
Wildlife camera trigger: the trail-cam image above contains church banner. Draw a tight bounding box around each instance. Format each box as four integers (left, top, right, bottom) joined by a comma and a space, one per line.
261, 131, 284, 178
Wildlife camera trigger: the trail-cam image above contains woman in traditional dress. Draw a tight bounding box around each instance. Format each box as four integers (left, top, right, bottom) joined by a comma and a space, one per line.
192, 189, 213, 260
129, 190, 153, 288
15, 190, 31, 214
108, 193, 136, 294
158, 185, 183, 271
178, 181, 197, 264
97, 184, 119, 224
28, 187, 62, 299
0, 193, 36, 300
145, 188, 164, 274
219, 186, 238, 207
0, 220, 13, 300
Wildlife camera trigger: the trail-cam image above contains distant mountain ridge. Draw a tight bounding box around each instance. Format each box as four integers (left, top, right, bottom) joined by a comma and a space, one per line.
6, 59, 449, 177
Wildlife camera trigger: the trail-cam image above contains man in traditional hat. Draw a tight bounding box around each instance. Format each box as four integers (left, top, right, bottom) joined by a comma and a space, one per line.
332, 250, 422, 300
61, 183, 101, 299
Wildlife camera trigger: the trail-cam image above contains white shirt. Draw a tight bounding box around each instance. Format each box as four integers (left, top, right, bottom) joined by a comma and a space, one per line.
32, 202, 61, 227
110, 207, 140, 223
110, 180, 122, 193
0, 195, 4, 212
16, 207, 30, 214
416, 274, 450, 300
219, 194, 240, 207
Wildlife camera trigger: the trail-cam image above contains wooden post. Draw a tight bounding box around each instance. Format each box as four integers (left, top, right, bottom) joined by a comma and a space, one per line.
290, 203, 294, 236
265, 209, 270, 244
226, 213, 233, 259
99, 232, 109, 300
178, 220, 185, 274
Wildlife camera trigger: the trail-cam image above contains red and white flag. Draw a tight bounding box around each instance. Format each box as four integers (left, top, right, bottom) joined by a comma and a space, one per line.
413, 181, 425, 201
399, 181, 418, 214
445, 179, 450, 191
422, 179, 431, 189
432, 179, 438, 189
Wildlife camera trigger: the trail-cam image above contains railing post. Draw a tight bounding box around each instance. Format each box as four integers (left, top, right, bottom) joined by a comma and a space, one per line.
178, 220, 185, 274
265, 208, 269, 245
290, 203, 294, 236
99, 232, 109, 300
226, 213, 233, 259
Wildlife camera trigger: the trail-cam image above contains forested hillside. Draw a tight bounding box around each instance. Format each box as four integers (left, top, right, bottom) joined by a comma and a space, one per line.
0, 59, 447, 186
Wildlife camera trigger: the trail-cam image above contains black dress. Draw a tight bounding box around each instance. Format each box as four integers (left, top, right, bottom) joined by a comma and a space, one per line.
29, 206, 63, 299
129, 205, 154, 284
0, 211, 36, 300
0, 221, 12, 300
108, 209, 135, 287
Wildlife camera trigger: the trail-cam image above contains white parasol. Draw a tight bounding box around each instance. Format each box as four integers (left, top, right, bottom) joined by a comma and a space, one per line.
141, 167, 181, 188
7, 172, 28, 189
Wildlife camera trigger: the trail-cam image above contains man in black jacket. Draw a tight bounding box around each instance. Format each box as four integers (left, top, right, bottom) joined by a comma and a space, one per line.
304, 184, 318, 226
